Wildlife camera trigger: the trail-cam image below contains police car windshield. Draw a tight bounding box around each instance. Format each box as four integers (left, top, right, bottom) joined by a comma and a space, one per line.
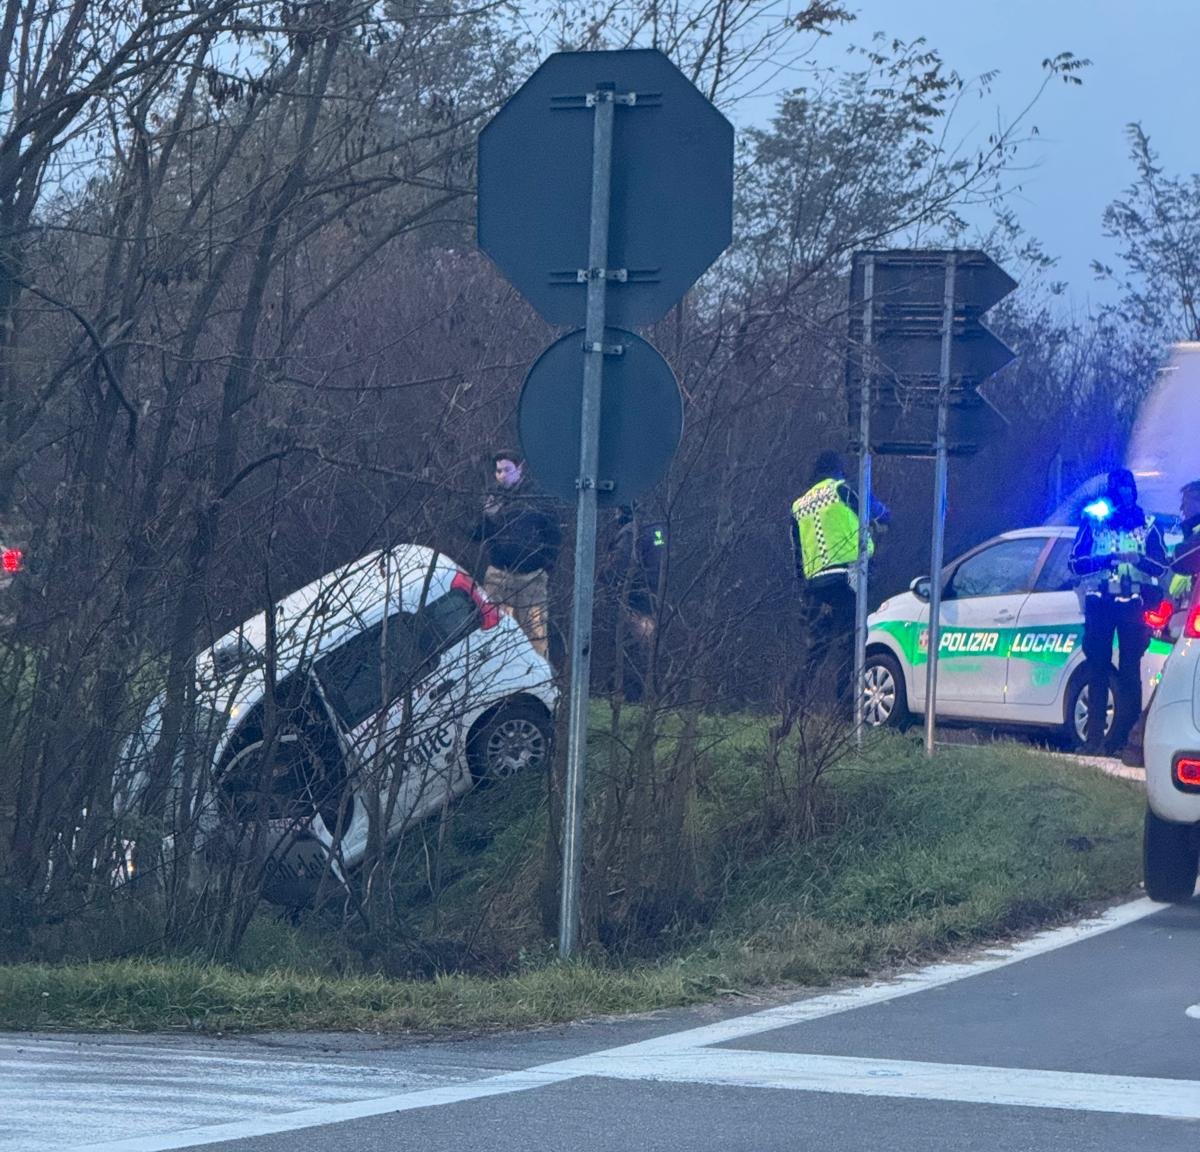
948, 537, 1044, 599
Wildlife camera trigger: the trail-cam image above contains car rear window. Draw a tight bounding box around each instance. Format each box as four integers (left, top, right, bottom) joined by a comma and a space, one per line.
418, 588, 479, 654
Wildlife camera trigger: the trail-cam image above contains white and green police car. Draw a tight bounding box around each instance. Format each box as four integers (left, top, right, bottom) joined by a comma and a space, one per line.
863, 526, 1173, 746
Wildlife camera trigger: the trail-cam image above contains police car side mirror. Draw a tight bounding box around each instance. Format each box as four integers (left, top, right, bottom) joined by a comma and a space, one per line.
910, 576, 931, 601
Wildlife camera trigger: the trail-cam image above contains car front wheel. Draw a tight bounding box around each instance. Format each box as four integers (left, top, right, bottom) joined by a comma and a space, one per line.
1143, 808, 1199, 903
861, 652, 910, 730
468, 700, 553, 782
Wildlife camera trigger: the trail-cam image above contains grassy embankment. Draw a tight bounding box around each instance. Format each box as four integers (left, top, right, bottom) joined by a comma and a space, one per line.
0, 724, 1145, 1033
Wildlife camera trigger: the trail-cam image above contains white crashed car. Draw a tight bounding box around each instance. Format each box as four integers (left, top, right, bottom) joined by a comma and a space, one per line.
118, 544, 557, 903
1142, 584, 1200, 902
863, 526, 1172, 746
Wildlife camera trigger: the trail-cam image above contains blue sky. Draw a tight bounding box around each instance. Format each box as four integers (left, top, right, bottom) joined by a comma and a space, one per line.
735, 0, 1200, 310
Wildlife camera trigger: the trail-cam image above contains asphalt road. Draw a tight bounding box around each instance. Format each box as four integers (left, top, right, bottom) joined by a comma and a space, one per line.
7, 896, 1200, 1152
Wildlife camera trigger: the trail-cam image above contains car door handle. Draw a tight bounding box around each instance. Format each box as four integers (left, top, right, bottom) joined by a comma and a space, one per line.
994, 611, 1017, 623
428, 678, 459, 703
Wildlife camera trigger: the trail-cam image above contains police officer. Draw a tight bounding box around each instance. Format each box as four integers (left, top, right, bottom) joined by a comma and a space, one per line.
1169, 479, 1200, 607
790, 450, 888, 697
1070, 468, 1167, 753
602, 507, 667, 702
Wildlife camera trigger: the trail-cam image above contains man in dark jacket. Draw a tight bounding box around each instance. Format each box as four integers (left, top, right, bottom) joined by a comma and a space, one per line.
1070, 468, 1167, 753
473, 450, 560, 658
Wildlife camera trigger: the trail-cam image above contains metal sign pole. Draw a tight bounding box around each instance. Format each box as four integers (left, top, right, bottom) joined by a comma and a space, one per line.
923, 253, 956, 757
559, 85, 617, 959
853, 257, 874, 746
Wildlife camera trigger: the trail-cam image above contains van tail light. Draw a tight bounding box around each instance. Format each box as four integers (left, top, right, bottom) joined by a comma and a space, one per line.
1174, 756, 1200, 788
1186, 604, 1200, 640
1144, 599, 1173, 630
2, 548, 21, 573
452, 572, 501, 630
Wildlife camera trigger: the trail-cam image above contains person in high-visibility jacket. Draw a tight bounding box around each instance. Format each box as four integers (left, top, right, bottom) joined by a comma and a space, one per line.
790, 450, 889, 697
1070, 468, 1167, 753
1169, 479, 1200, 607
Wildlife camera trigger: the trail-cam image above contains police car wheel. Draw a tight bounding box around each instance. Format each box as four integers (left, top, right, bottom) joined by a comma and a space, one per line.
468, 701, 553, 782
1063, 667, 1115, 750
1143, 808, 1199, 903
862, 652, 909, 729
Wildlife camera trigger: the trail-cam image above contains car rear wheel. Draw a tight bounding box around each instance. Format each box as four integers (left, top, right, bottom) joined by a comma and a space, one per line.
1143, 808, 1199, 903
862, 652, 910, 730
468, 700, 553, 782
1062, 666, 1114, 750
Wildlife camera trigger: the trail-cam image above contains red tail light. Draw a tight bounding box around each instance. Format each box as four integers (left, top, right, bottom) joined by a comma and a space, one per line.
1186, 604, 1200, 640
1175, 757, 1200, 787
1144, 599, 1173, 629
452, 572, 501, 630
1, 548, 21, 573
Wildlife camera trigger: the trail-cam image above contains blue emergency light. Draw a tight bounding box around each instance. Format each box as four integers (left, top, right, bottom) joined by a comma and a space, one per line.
1083, 498, 1113, 521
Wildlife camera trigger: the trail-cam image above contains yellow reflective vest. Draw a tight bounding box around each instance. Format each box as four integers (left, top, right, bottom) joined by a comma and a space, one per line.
792, 478, 871, 581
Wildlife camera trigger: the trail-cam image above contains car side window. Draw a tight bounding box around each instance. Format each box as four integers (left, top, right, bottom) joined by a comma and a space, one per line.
314, 612, 435, 730
947, 537, 1047, 600
1033, 539, 1077, 593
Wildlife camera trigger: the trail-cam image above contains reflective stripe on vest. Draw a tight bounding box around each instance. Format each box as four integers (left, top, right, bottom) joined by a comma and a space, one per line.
1085, 511, 1156, 588
792, 478, 871, 580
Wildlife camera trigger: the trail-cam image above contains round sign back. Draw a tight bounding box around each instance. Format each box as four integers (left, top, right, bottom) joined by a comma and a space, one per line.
518, 328, 683, 507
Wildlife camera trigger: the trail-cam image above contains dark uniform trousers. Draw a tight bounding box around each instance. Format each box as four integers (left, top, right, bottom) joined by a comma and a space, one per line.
804, 574, 857, 702
1081, 593, 1150, 751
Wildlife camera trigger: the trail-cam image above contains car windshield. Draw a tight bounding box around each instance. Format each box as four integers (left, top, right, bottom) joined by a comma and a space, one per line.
1033, 538, 1076, 593
949, 536, 1046, 599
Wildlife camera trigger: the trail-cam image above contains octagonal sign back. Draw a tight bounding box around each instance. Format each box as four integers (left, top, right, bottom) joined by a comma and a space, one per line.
478, 49, 734, 329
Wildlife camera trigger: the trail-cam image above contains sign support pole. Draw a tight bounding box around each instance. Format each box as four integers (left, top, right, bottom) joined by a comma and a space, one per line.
923, 253, 956, 757
559, 85, 616, 959
853, 257, 874, 746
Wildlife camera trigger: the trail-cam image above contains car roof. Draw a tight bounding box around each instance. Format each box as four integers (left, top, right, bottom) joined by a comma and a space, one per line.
206, 543, 456, 664
996, 525, 1074, 541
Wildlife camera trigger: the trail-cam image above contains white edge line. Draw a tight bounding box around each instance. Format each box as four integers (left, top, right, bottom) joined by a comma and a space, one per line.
557, 897, 1162, 1057
65, 1070, 576, 1152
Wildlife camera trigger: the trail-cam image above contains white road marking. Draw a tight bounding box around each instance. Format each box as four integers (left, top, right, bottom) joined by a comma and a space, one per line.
1186, 1004, 1200, 1020
54, 896, 1170, 1152
568, 897, 1162, 1057
553, 1048, 1200, 1121
66, 1070, 575, 1152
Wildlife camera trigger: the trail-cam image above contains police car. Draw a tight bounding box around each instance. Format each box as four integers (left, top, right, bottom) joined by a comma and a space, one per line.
118, 544, 557, 903
863, 526, 1172, 745
1142, 583, 1200, 902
